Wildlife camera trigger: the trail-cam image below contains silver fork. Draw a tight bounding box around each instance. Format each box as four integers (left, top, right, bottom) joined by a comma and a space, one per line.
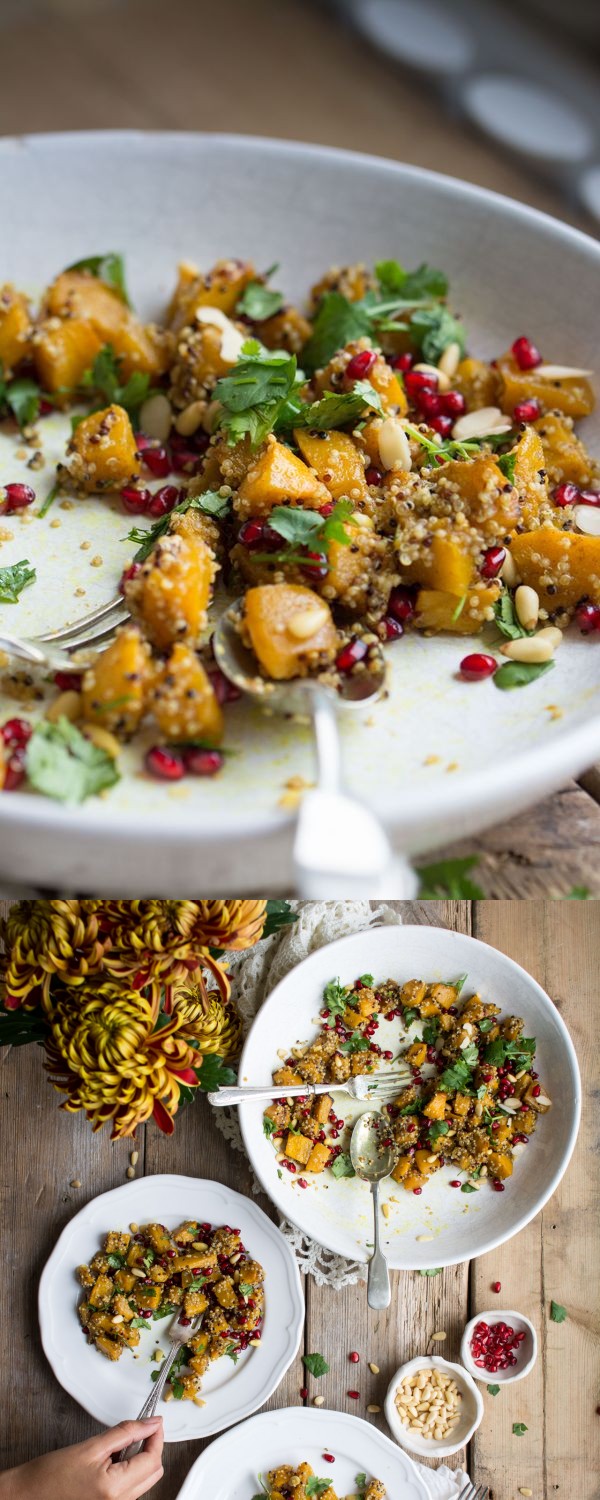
0, 593, 129, 673
118, 1307, 204, 1462
208, 1067, 412, 1108
457, 1484, 489, 1500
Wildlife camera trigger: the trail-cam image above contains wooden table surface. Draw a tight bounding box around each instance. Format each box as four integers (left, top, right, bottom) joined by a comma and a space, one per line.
0, 898, 597, 1500
0, 0, 599, 895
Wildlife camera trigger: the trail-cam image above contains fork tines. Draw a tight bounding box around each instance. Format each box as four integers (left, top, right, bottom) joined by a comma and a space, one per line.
457, 1483, 488, 1500
38, 593, 129, 651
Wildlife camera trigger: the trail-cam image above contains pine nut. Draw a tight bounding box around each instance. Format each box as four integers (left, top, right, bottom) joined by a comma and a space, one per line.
111, 1314, 124, 1324
139, 392, 172, 443
129, 1223, 138, 1233
433, 1428, 443, 1441
287, 606, 329, 640
46, 690, 82, 724
369, 1362, 380, 1374
82, 723, 121, 759
313, 1395, 324, 1406
126, 1165, 136, 1179
413, 362, 451, 392
452, 406, 512, 441
501, 551, 519, 586
515, 585, 539, 631
536, 626, 563, 649
70, 1178, 81, 1188
501, 636, 554, 663
130, 1150, 139, 1166
431, 1331, 447, 1341
437, 342, 461, 378
519, 1489, 533, 1495
175, 400, 205, 437
378, 415, 412, 471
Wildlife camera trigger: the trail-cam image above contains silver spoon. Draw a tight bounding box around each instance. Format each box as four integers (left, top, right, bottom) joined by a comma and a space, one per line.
350, 1109, 395, 1310
213, 599, 418, 898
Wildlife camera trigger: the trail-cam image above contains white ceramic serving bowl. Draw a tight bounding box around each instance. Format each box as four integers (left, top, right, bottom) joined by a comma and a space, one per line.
38, 1174, 304, 1441
384, 1353, 484, 1459
461, 1308, 537, 1385
239, 923, 581, 1268
1, 131, 599, 893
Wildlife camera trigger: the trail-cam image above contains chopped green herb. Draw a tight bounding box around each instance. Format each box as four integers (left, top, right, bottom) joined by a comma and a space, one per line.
38, 479, 62, 518
487, 1383, 500, 1396
407, 303, 465, 363
493, 593, 530, 641
375, 260, 448, 301
418, 1267, 442, 1276
26, 717, 120, 803
454, 973, 468, 995
461, 1182, 478, 1194
237, 280, 285, 321
550, 1301, 567, 1323
331, 1152, 355, 1179
417, 855, 485, 900
65, 252, 130, 305
263, 1116, 276, 1139
494, 659, 555, 691
302, 292, 372, 371
306, 1481, 332, 1497
340, 1032, 370, 1055
402, 1007, 419, 1026
126, 490, 230, 562
131, 1317, 151, 1330
423, 1019, 440, 1044
512, 1423, 528, 1437
224, 1343, 240, 1364
567, 886, 590, 899
238, 1281, 254, 1298
461, 1041, 480, 1068
438, 1057, 476, 1092
497, 451, 517, 483
290, 380, 383, 431
359, 973, 374, 986
215, 343, 300, 446
355, 1475, 367, 1492
80, 343, 154, 422
479, 1017, 494, 1033
170, 1378, 185, 1399
106, 1252, 126, 1269
323, 978, 349, 1017
303, 1352, 330, 1378
1, 374, 43, 429
153, 1304, 177, 1320
0, 558, 36, 604
428, 1121, 449, 1141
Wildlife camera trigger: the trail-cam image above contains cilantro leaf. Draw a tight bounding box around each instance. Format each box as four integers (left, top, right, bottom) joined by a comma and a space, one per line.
418, 1267, 442, 1276
302, 292, 372, 371
460, 1181, 477, 1194
423, 1019, 440, 1045
237, 280, 285, 321
26, 717, 120, 803
494, 660, 554, 691
65, 252, 131, 305
355, 1476, 367, 1492
106, 1252, 126, 1269
126, 490, 230, 563
215, 345, 299, 446
170, 1378, 185, 1399
479, 1017, 494, 1033
256, 498, 353, 569
428, 1121, 449, 1141
438, 1057, 475, 1092
493, 594, 530, 641
550, 1301, 567, 1323
375, 260, 448, 301
402, 1007, 419, 1025
290, 380, 383, 431
512, 1423, 528, 1437
417, 855, 484, 900
80, 344, 153, 422
461, 1041, 480, 1068
498, 451, 517, 483
567, 886, 590, 899
303, 1352, 330, 1377
269, 506, 324, 546
340, 1032, 370, 1055
331, 1153, 355, 1179
306, 1481, 332, 1497
408, 304, 465, 363
359, 973, 374, 986
454, 973, 468, 994
487, 1383, 500, 1396
263, 1116, 276, 1139
484, 1035, 535, 1068
4, 376, 42, 428
323, 977, 349, 1017
131, 1316, 151, 1329
153, 1303, 177, 1320
0, 558, 36, 604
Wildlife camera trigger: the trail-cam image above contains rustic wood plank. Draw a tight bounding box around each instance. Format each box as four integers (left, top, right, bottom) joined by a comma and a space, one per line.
432, 783, 600, 898
470, 902, 598, 1499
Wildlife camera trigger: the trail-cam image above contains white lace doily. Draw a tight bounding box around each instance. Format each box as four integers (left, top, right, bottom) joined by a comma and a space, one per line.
216, 900, 404, 1289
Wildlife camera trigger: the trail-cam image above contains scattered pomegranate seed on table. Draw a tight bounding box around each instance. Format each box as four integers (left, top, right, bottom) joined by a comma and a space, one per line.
511, 335, 542, 370
492, 1281, 502, 1293
349, 1351, 360, 1363
347, 1389, 360, 1399
346, 349, 377, 381
459, 653, 497, 681
1, 482, 36, 513
449, 1180, 461, 1188
300, 1386, 308, 1399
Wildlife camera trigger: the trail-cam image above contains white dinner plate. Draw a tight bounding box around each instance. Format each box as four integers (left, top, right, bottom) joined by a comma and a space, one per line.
1, 131, 600, 891
238, 925, 580, 1268
175, 1405, 431, 1500
38, 1173, 304, 1441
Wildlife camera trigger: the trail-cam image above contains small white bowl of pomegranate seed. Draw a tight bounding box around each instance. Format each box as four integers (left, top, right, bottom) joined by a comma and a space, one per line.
384, 1353, 484, 1459
461, 1309, 537, 1385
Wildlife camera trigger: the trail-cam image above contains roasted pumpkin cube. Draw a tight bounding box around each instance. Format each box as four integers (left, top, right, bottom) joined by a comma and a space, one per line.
415, 1149, 441, 1176
510, 525, 600, 612
34, 317, 102, 401
111, 1293, 135, 1321
401, 1168, 429, 1193
273, 1066, 303, 1086
534, 411, 595, 488
305, 1141, 331, 1173
511, 427, 548, 527
406, 1042, 427, 1066
173, 1372, 201, 1400
454, 356, 499, 411
45, 269, 171, 379
264, 1101, 291, 1132
145, 1224, 172, 1254
150, 643, 224, 744
428, 983, 457, 1010
168, 258, 256, 331
454, 1093, 472, 1117
171, 1250, 216, 1273
284, 1131, 314, 1165
105, 1230, 131, 1256
95, 1334, 122, 1361
415, 584, 500, 634
401, 980, 427, 1008
126, 531, 217, 650
497, 351, 595, 420
324, 525, 395, 615
77, 1264, 95, 1289
391, 1155, 411, 1183
259, 305, 312, 354
88, 1273, 114, 1309
243, 583, 338, 681
312, 1092, 333, 1125
81, 625, 152, 736
236, 437, 330, 517
133, 1283, 162, 1313
437, 455, 519, 534
0, 284, 32, 374
423, 1092, 447, 1121
114, 1268, 136, 1293
113, 1322, 141, 1349
65, 403, 140, 492
212, 1277, 237, 1310
398, 533, 475, 596
184, 1288, 210, 1317
294, 428, 368, 502
488, 1151, 514, 1179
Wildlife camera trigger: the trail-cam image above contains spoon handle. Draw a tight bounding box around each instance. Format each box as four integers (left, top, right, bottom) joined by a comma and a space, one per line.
368, 1180, 391, 1310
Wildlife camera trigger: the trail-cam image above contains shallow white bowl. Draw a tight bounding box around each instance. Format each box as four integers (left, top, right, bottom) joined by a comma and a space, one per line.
38, 1174, 304, 1441
461, 1308, 537, 1385
175, 1405, 431, 1500
1, 130, 600, 892
239, 924, 581, 1268
384, 1354, 484, 1459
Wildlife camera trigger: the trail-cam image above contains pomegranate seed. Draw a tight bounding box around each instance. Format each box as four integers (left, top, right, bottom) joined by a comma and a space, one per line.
322, 1455, 335, 1464
2, 717, 32, 747
391, 352, 414, 372
208, 667, 242, 705
302, 549, 328, 581
381, 615, 404, 640
300, 1386, 308, 1399
285, 1160, 296, 1173
388, 586, 416, 624
449, 1180, 461, 1188
413, 1186, 422, 1195
492, 1180, 505, 1192
121, 485, 151, 514
347, 1389, 360, 1399
39, 399, 54, 416
134, 432, 153, 451
297, 1178, 308, 1189
428, 413, 453, 438
511, 336, 542, 370
530, 1071, 538, 1079
346, 350, 377, 381
492, 1281, 502, 1293
481, 545, 506, 579
513, 398, 541, 423
142, 444, 170, 478
576, 599, 600, 634
553, 481, 580, 508
349, 1351, 359, 1363
179, 1315, 191, 1327
319, 502, 334, 517
531, 1084, 541, 1097
405, 369, 438, 398
239, 518, 265, 548
366, 466, 383, 486
417, 390, 443, 419
172, 446, 204, 474
382, 1050, 393, 1060
442, 390, 466, 417
336, 636, 368, 672
183, 748, 224, 777
460, 652, 497, 681
120, 562, 142, 591
148, 484, 179, 518
145, 745, 185, 780
3, 748, 27, 790
2, 482, 36, 513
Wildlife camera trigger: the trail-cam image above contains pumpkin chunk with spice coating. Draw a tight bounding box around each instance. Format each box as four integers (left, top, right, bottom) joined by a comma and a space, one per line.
534, 410, 597, 490
63, 403, 140, 493
294, 428, 368, 503
510, 524, 600, 614
81, 626, 152, 736
0, 284, 33, 374
168, 257, 256, 332
497, 349, 595, 420
236, 437, 331, 517
45, 269, 171, 379
34, 318, 103, 402
150, 642, 224, 743
242, 583, 339, 680
125, 531, 217, 651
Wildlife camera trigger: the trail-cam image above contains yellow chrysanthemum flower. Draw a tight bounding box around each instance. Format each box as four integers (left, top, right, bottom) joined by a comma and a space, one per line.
1, 900, 105, 1009
192, 901, 267, 951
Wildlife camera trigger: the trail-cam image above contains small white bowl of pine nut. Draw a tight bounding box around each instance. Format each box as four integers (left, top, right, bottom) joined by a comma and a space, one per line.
384, 1354, 484, 1459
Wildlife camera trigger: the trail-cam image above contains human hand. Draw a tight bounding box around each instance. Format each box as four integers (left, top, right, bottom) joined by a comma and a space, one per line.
0, 1417, 164, 1500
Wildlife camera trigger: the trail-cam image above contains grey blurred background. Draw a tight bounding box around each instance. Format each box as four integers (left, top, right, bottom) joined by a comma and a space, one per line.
0, 0, 598, 232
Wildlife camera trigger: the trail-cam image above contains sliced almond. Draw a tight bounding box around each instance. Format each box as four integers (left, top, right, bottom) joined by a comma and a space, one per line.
452, 406, 512, 441
501, 635, 554, 663
533, 363, 593, 380
378, 415, 412, 471
573, 503, 600, 537
515, 584, 539, 632
138, 391, 172, 443
287, 606, 329, 640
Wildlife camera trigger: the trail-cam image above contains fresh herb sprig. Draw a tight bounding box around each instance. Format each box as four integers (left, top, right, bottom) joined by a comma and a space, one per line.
125, 490, 231, 563
252, 497, 353, 569
65, 251, 131, 306
76, 344, 156, 426
25, 717, 120, 803
0, 558, 36, 604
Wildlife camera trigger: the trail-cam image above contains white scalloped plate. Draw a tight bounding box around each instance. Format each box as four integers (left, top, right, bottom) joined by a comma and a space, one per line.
238, 926, 580, 1268
1, 131, 600, 892
38, 1174, 304, 1441
175, 1406, 431, 1500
